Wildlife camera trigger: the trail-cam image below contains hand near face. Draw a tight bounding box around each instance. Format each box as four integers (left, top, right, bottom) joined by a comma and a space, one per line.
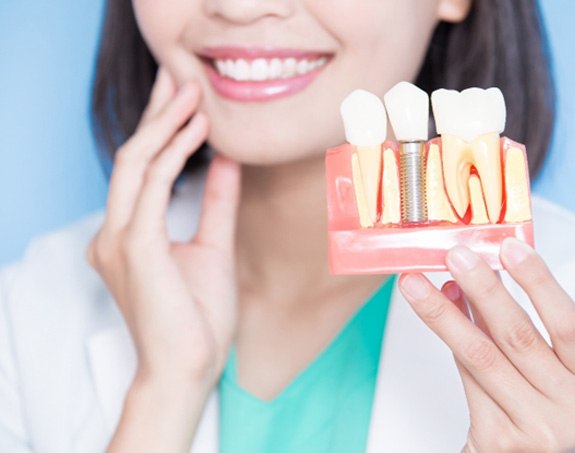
87, 67, 241, 387
399, 238, 575, 452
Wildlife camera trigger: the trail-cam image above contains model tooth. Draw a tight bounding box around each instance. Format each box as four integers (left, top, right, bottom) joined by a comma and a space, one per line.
384, 81, 429, 141
341, 90, 387, 226
469, 174, 489, 224
432, 87, 505, 223
426, 144, 457, 223
432, 87, 506, 142
504, 147, 532, 222
381, 148, 401, 224
340, 89, 387, 147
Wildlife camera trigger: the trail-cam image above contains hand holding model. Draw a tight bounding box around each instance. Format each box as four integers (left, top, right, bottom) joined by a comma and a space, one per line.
329, 83, 575, 451
86, 68, 241, 452
402, 242, 575, 453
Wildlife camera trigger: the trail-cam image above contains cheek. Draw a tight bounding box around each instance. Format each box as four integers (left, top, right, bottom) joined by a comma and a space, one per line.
131, 0, 186, 64
314, 0, 439, 95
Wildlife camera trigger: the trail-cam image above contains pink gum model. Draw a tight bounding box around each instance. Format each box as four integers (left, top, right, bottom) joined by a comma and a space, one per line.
325, 137, 534, 274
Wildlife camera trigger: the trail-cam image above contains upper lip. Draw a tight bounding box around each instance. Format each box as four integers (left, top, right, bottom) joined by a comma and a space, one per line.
197, 46, 333, 61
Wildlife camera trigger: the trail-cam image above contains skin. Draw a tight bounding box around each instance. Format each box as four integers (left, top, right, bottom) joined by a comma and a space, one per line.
85, 0, 575, 451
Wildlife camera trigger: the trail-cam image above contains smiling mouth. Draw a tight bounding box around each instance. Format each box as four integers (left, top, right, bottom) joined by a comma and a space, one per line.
202, 55, 330, 82
197, 47, 333, 102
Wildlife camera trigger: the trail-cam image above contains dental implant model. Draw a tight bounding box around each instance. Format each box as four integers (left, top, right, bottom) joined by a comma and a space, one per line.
384, 81, 429, 224
325, 83, 534, 273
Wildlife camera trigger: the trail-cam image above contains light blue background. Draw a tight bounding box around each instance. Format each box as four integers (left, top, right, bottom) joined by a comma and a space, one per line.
0, 1, 574, 266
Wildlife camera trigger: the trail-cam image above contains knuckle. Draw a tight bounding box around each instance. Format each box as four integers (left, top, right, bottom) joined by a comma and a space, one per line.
146, 162, 173, 186
524, 264, 554, 289
420, 300, 449, 324
475, 275, 502, 301
502, 316, 539, 353
463, 339, 498, 371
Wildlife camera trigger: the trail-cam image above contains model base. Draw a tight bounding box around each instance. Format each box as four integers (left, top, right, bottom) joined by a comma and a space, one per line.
328, 222, 534, 274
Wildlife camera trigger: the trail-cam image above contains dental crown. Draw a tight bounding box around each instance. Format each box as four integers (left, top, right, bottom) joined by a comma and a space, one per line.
431, 87, 506, 142
384, 81, 429, 141
340, 89, 387, 147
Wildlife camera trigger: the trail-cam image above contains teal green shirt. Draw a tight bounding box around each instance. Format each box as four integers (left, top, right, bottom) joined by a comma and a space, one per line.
218, 276, 396, 453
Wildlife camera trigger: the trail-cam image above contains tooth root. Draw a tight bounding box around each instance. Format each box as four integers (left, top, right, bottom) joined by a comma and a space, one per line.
352, 152, 374, 228
471, 133, 502, 223
442, 135, 472, 218
357, 146, 382, 224
381, 148, 401, 224
426, 144, 458, 223
504, 147, 532, 222
442, 133, 503, 224
469, 174, 489, 224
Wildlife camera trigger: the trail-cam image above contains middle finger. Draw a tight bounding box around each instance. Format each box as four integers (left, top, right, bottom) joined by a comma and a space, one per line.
446, 246, 571, 398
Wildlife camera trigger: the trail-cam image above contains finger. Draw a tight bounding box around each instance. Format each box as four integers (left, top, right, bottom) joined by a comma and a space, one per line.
104, 82, 202, 233
446, 277, 494, 340
442, 282, 515, 426
500, 237, 575, 374
446, 246, 573, 398
194, 155, 242, 254
140, 67, 178, 125
454, 357, 513, 429
128, 113, 209, 241
399, 273, 542, 424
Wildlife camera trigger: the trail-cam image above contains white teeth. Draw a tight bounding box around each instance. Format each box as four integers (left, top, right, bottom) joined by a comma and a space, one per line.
212, 56, 328, 82
432, 87, 506, 142
250, 58, 268, 81
235, 59, 250, 81
340, 89, 387, 147
432, 87, 506, 223
384, 81, 429, 141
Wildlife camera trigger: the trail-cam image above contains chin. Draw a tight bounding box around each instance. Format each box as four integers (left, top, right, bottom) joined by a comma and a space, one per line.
206, 122, 339, 167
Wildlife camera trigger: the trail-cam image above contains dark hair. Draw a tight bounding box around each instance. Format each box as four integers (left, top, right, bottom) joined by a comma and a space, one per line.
92, 0, 554, 177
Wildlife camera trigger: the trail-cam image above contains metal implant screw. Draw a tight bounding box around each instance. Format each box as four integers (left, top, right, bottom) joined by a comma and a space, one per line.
399, 141, 427, 223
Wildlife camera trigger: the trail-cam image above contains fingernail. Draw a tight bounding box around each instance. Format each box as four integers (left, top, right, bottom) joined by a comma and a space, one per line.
443, 282, 462, 302
501, 237, 532, 265
447, 246, 480, 272
401, 274, 430, 300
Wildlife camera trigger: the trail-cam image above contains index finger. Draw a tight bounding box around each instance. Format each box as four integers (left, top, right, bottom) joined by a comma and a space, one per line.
139, 66, 177, 126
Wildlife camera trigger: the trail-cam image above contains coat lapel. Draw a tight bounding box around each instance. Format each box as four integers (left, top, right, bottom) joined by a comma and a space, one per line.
366, 276, 470, 453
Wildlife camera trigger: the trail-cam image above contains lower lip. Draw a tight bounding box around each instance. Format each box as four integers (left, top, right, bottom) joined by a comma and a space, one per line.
202, 60, 328, 102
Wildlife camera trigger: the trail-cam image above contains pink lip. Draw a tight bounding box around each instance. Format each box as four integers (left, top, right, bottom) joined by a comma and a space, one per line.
198, 47, 332, 102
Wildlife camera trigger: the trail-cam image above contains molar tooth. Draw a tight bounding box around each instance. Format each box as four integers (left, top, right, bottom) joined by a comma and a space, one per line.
432, 87, 505, 223
341, 90, 387, 226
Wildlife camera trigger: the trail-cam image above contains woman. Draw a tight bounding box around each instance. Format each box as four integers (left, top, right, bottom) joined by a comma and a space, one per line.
1, 0, 575, 451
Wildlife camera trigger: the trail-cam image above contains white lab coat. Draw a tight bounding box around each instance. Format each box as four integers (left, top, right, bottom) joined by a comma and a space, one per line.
1, 171, 575, 453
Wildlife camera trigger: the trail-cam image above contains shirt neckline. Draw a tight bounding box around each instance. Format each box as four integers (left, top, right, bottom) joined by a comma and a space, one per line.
221, 275, 397, 405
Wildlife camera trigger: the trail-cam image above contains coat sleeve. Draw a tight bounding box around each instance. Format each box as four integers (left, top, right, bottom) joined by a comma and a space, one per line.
0, 264, 33, 452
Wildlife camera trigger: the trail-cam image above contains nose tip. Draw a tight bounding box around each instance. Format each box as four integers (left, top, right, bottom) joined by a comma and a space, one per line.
204, 0, 294, 25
